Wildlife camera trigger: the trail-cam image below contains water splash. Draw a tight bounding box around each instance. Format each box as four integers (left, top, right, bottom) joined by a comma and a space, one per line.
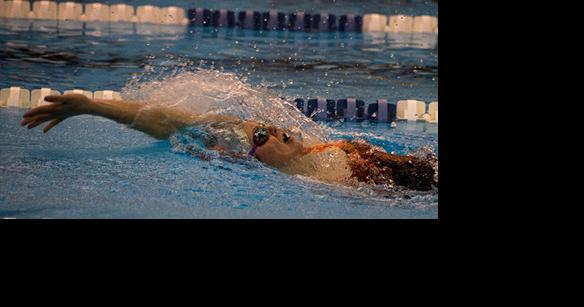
410, 145, 438, 184
121, 68, 331, 145
119, 66, 438, 197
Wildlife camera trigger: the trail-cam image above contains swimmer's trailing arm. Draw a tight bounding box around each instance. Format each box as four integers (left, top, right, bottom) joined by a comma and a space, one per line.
21, 94, 242, 140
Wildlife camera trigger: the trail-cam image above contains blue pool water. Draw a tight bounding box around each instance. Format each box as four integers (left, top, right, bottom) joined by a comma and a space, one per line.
0, 0, 438, 218
0, 109, 437, 218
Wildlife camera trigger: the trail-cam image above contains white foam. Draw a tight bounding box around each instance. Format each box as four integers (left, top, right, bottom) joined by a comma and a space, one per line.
122, 70, 331, 145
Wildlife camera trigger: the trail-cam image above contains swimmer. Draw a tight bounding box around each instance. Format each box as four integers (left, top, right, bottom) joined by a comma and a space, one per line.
20, 94, 437, 191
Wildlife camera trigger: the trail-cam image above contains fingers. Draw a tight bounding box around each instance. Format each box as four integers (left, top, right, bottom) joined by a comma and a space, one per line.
21, 113, 51, 127
22, 104, 57, 118
44, 94, 80, 104
24, 114, 54, 129
44, 94, 67, 103
44, 93, 87, 104
20, 111, 64, 132
43, 118, 63, 133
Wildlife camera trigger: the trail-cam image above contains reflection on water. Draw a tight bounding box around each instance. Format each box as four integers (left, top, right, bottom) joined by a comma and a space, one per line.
0, 21, 437, 102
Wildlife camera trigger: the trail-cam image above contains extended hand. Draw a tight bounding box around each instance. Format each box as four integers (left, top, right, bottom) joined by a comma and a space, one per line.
20, 94, 92, 133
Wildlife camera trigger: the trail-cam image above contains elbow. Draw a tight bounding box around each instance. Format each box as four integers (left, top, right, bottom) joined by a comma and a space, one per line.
131, 107, 180, 140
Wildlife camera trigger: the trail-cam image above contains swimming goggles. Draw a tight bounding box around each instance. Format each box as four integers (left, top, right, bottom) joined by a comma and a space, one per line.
248, 125, 270, 157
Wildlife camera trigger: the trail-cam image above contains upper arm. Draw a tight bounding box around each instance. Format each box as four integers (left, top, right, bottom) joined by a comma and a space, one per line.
128, 106, 201, 139
128, 106, 245, 140
103, 98, 244, 140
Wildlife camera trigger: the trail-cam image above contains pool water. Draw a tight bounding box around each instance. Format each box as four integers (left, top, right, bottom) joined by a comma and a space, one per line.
0, 109, 437, 218
0, 0, 438, 218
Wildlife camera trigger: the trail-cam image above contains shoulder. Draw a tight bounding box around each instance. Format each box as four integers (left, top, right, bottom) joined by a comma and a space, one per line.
281, 146, 351, 182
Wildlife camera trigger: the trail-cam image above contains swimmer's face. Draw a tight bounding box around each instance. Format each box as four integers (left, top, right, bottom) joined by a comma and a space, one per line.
242, 121, 304, 166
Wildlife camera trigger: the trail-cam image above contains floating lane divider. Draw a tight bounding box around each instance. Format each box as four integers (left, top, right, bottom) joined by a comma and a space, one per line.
184, 8, 436, 33
295, 97, 437, 123
1, 87, 437, 123
0, 0, 436, 33
1, 87, 122, 108
0, 0, 189, 24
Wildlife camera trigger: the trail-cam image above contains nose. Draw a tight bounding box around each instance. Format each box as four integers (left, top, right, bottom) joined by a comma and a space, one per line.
267, 126, 278, 136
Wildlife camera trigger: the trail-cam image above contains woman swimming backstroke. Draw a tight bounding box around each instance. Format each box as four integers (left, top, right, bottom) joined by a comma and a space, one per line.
20, 93, 437, 191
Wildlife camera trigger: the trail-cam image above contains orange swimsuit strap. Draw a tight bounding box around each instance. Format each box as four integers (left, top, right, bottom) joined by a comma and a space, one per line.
303, 141, 353, 155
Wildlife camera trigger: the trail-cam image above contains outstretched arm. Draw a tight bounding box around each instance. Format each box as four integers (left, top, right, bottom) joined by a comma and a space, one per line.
20, 94, 239, 140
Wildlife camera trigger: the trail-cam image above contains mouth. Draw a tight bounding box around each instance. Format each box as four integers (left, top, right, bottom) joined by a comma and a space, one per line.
252, 126, 270, 146
267, 126, 292, 144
